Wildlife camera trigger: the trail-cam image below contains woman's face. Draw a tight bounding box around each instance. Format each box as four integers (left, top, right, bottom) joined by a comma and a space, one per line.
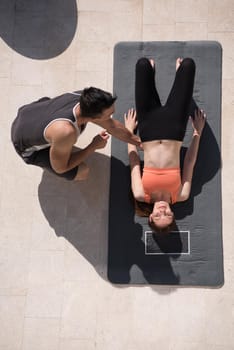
150, 201, 174, 229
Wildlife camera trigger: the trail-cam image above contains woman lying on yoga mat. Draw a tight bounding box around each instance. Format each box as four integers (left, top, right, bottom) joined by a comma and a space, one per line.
124, 57, 206, 233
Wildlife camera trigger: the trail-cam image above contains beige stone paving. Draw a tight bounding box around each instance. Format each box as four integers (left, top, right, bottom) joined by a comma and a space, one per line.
0, 0, 234, 349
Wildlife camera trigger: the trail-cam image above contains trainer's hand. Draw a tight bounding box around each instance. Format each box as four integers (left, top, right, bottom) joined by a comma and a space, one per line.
124, 108, 138, 133
91, 130, 110, 149
191, 109, 206, 137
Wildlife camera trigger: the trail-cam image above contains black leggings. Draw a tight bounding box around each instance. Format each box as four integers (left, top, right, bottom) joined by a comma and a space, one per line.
135, 57, 195, 142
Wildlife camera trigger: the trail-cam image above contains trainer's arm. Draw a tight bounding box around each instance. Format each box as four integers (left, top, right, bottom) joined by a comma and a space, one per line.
178, 109, 206, 201
94, 117, 141, 147
49, 127, 109, 174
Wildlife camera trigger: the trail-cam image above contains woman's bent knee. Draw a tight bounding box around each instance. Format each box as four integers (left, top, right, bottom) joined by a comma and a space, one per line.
136, 57, 152, 68
181, 57, 196, 70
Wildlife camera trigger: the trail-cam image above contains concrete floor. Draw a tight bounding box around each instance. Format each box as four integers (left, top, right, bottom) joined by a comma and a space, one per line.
0, 0, 234, 349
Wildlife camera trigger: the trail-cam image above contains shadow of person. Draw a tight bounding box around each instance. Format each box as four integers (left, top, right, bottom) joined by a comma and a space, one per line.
38, 152, 111, 280
108, 157, 181, 289
0, 0, 77, 59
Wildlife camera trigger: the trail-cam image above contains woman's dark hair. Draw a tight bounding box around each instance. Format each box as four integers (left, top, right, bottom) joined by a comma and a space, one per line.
79, 87, 117, 118
148, 216, 176, 234
134, 199, 153, 217
134, 199, 176, 234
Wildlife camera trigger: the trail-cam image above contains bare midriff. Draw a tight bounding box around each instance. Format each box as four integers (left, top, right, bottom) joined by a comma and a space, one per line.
142, 140, 182, 169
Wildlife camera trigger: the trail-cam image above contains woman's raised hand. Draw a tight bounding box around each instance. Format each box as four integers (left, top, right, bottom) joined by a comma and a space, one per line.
124, 108, 138, 133
191, 109, 206, 137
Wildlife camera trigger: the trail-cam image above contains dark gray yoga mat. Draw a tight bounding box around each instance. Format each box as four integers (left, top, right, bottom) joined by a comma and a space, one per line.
108, 41, 223, 286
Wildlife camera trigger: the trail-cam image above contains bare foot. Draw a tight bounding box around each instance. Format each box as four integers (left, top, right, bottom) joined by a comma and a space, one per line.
149, 58, 155, 69
176, 57, 183, 71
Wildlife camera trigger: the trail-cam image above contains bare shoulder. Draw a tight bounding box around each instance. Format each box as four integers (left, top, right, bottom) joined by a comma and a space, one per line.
46, 120, 77, 144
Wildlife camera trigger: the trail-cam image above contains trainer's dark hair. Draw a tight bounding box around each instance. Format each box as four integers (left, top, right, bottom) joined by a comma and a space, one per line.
79, 87, 117, 118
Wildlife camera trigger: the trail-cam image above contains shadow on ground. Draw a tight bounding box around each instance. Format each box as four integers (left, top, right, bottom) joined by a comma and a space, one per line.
37, 152, 176, 294
38, 152, 111, 280
0, 0, 77, 59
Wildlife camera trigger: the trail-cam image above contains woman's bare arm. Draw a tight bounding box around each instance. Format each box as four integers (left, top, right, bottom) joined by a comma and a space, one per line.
125, 109, 145, 200
128, 144, 145, 200
178, 109, 206, 201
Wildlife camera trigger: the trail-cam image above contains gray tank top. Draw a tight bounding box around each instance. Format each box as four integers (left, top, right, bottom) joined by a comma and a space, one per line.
11, 91, 84, 153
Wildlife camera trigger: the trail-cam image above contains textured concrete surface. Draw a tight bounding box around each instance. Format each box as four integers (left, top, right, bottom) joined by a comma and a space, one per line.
0, 0, 234, 349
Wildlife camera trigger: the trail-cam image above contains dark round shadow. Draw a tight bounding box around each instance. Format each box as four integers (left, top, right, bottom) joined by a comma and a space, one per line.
0, 0, 77, 59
